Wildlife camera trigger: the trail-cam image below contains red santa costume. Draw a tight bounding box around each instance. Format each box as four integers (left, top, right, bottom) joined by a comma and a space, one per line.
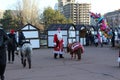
53, 28, 64, 59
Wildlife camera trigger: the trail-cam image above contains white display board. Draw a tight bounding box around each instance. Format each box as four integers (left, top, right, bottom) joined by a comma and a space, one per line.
48, 36, 54, 47
23, 31, 38, 38
30, 39, 40, 48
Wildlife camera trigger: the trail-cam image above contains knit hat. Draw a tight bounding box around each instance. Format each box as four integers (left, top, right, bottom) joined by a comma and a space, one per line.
10, 29, 14, 34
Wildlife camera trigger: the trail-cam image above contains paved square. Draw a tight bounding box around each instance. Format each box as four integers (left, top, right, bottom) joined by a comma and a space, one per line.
5, 46, 120, 80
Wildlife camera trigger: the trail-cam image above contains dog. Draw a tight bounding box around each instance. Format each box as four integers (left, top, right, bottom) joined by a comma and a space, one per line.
67, 42, 84, 60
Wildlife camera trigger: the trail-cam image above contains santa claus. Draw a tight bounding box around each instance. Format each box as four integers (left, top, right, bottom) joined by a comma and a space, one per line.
53, 28, 64, 59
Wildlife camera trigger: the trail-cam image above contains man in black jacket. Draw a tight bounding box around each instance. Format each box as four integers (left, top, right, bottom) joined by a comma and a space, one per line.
111, 30, 115, 47
0, 27, 9, 80
18, 30, 25, 47
18, 30, 25, 64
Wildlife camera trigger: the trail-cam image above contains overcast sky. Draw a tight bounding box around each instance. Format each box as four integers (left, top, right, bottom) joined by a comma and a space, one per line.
0, 0, 120, 14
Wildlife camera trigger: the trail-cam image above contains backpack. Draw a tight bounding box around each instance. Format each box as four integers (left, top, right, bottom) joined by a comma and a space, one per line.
8, 34, 15, 46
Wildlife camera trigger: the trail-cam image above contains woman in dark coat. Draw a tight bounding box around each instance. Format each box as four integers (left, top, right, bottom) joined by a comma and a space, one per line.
7, 29, 18, 63
0, 28, 10, 80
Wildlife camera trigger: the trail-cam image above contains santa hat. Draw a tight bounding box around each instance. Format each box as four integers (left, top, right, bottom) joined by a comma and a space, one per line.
10, 29, 15, 34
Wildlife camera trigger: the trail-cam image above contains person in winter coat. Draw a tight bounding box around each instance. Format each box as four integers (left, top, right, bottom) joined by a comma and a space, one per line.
0, 27, 10, 80
18, 30, 25, 47
111, 30, 115, 47
7, 29, 18, 63
18, 30, 25, 64
94, 35, 99, 47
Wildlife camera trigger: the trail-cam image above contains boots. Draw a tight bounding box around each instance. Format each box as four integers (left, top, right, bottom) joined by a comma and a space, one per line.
59, 54, 64, 58
54, 53, 58, 59
54, 54, 64, 59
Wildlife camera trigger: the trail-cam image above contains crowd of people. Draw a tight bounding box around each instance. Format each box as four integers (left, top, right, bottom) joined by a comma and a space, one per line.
85, 30, 115, 47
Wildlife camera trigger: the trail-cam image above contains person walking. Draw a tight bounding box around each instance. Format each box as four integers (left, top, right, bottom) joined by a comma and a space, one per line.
7, 29, 18, 64
0, 27, 10, 80
18, 30, 25, 64
94, 35, 99, 47
85, 32, 89, 46
111, 30, 115, 47
98, 32, 103, 47
18, 30, 25, 47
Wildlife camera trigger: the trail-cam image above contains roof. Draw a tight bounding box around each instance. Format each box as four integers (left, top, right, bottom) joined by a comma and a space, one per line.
47, 24, 76, 31
17, 23, 40, 31
76, 24, 98, 30
76, 24, 86, 30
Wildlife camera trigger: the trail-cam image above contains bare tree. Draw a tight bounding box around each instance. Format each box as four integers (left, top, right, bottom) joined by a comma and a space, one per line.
12, 0, 43, 30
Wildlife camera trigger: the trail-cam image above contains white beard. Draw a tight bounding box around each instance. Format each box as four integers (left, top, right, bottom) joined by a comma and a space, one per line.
57, 32, 62, 41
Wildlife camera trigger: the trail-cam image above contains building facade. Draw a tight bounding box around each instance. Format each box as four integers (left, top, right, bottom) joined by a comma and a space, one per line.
63, 3, 91, 25
104, 9, 120, 28
0, 10, 5, 19
58, 0, 75, 13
